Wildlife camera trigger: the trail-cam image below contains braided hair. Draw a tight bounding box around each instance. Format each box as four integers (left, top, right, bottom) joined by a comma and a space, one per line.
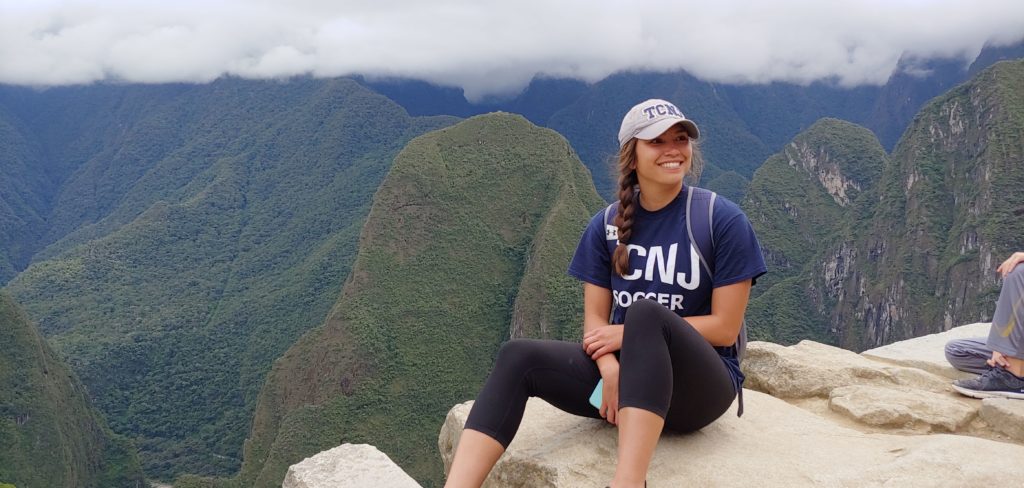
612, 139, 639, 277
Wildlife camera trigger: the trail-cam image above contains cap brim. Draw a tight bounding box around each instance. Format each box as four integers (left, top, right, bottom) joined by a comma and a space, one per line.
635, 119, 700, 141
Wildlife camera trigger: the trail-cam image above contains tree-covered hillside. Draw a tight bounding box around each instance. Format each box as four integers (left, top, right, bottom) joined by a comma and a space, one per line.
742, 118, 887, 345
743, 60, 1024, 350
4, 78, 456, 480
828, 59, 1024, 349
0, 293, 145, 488
208, 113, 605, 488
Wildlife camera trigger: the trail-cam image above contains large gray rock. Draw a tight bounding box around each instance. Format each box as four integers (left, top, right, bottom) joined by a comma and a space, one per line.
828, 385, 976, 432
439, 393, 1024, 487
742, 340, 949, 398
980, 398, 1024, 442
282, 444, 421, 488
862, 322, 992, 379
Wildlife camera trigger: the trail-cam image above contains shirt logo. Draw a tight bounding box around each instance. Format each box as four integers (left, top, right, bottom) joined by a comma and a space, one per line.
605, 225, 618, 240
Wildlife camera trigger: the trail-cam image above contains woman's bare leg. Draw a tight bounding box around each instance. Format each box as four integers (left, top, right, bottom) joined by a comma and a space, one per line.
610, 407, 662, 488
444, 429, 505, 488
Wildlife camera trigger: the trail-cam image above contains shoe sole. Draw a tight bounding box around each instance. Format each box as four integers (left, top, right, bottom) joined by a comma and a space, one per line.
952, 384, 1024, 400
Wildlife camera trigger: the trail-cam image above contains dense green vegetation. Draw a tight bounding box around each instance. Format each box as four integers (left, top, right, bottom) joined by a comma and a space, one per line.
742, 118, 886, 345
215, 113, 605, 488
4, 79, 456, 480
0, 293, 145, 487
743, 61, 1024, 350
0, 105, 48, 284
829, 59, 1024, 348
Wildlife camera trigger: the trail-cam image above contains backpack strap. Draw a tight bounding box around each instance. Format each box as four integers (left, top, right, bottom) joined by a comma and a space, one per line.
685, 186, 716, 277
686, 186, 747, 417
603, 202, 618, 323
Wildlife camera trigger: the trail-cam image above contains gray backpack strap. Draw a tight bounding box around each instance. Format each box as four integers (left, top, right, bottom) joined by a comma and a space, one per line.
685, 187, 716, 277
686, 186, 747, 416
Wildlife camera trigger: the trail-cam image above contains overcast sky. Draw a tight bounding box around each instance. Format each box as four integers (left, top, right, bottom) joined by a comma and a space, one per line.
2, 0, 1023, 100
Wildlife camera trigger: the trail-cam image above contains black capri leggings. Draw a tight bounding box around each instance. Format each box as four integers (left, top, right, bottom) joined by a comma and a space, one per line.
464, 299, 737, 448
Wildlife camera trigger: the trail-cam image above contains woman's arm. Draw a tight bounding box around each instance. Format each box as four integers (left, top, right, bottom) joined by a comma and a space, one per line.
685, 279, 754, 347
580, 282, 621, 424
581, 283, 621, 364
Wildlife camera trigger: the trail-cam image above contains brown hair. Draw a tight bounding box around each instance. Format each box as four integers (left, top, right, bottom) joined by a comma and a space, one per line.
611, 136, 703, 277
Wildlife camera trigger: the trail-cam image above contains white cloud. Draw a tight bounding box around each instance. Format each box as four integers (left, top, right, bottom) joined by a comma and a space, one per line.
1, 0, 1022, 99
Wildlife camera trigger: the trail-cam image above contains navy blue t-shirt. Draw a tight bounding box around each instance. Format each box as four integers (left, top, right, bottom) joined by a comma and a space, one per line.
567, 187, 767, 392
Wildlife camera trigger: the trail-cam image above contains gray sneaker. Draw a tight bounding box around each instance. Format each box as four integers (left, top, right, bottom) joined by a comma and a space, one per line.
952, 367, 1024, 400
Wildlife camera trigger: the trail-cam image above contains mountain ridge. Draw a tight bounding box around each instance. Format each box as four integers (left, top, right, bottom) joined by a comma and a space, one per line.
213, 112, 605, 488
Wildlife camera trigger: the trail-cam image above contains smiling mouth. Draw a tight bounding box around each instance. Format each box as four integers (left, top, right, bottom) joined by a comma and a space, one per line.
659, 161, 684, 169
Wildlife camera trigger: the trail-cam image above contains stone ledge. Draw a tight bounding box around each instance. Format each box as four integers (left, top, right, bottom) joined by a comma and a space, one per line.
282, 444, 421, 488
439, 392, 1024, 487
861, 322, 992, 379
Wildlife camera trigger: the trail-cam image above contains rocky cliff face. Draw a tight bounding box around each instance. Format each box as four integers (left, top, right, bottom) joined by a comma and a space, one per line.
825, 60, 1024, 349
743, 118, 886, 345
745, 60, 1024, 350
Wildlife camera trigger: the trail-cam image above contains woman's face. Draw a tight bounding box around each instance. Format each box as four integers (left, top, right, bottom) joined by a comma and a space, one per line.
632, 123, 692, 190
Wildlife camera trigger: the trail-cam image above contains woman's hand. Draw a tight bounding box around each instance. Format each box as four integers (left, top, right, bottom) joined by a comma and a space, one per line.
997, 252, 1024, 278
583, 325, 623, 360
598, 362, 620, 425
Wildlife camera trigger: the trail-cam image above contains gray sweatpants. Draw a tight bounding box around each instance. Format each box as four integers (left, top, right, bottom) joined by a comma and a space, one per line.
945, 265, 1024, 374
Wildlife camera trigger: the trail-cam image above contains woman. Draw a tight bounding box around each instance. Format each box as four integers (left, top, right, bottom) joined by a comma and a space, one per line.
445, 99, 767, 488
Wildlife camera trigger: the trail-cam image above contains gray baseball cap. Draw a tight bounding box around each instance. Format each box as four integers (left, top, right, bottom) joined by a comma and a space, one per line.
617, 99, 700, 148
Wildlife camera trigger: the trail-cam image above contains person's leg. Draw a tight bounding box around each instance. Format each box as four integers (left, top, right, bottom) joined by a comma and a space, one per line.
988, 265, 1024, 377
446, 339, 602, 487
445, 430, 504, 488
945, 337, 994, 374
612, 299, 735, 487
612, 407, 662, 488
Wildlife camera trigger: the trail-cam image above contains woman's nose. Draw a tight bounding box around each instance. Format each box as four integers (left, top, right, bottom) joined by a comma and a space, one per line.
664, 141, 685, 154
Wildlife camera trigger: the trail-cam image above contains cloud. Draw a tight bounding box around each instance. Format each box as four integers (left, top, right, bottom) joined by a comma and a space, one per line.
1, 0, 1022, 100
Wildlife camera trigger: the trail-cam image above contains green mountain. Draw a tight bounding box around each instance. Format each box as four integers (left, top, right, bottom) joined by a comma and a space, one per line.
742, 118, 887, 344
744, 60, 1024, 350
4, 79, 456, 480
0, 293, 145, 487
0, 104, 49, 284
202, 113, 604, 488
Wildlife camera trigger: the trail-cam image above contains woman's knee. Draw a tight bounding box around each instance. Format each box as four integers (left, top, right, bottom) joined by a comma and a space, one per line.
622, 299, 673, 344
624, 298, 667, 325
494, 339, 543, 371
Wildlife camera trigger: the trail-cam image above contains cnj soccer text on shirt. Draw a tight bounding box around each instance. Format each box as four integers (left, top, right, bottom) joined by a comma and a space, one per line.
612, 242, 702, 311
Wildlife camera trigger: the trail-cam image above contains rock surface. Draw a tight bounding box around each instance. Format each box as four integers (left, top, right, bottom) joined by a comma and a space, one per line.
282, 444, 420, 488
828, 385, 975, 432
439, 392, 1024, 487
980, 398, 1024, 442
742, 340, 949, 398
287, 324, 1024, 487
862, 322, 991, 379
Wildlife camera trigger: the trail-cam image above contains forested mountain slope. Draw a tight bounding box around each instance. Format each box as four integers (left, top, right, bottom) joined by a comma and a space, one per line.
214, 113, 605, 488
0, 293, 144, 488
5, 79, 456, 480
742, 118, 887, 345
743, 60, 1024, 350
